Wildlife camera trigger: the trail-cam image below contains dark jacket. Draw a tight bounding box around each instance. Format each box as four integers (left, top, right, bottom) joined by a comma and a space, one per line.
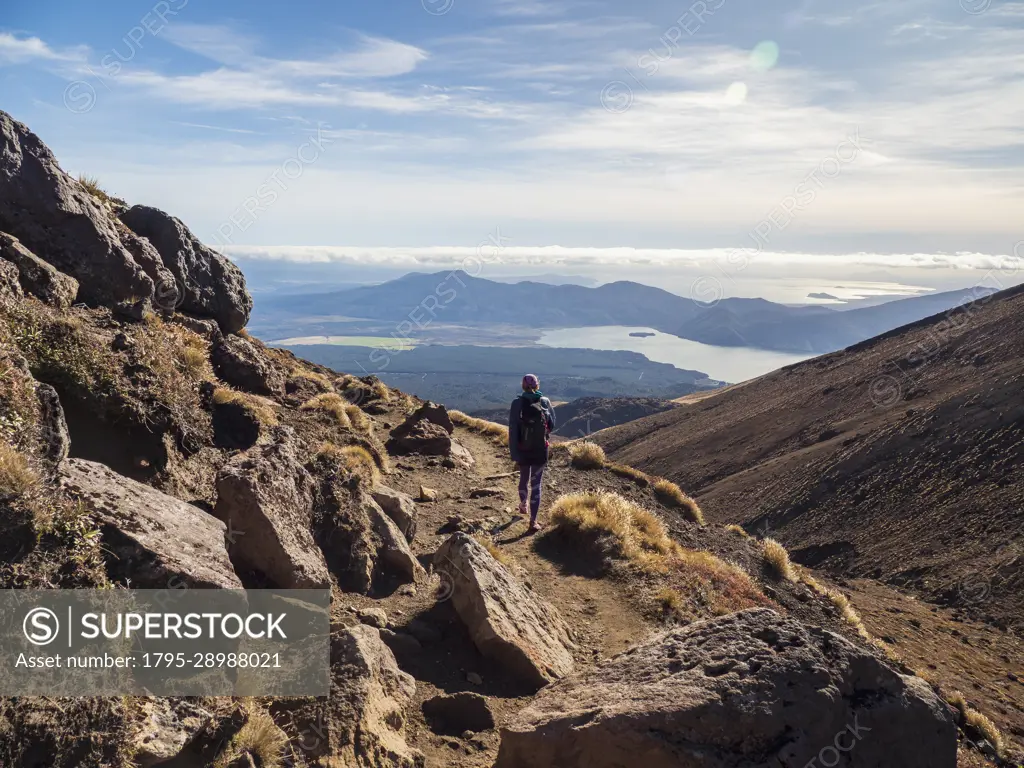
509, 391, 556, 464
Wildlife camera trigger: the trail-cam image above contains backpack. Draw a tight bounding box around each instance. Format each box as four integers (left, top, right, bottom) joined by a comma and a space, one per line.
518, 397, 549, 460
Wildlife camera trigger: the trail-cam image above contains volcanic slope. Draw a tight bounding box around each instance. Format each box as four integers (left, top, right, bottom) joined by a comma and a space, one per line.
597, 282, 1024, 631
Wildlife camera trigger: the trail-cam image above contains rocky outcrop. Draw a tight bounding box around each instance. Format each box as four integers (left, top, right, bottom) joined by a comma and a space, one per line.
0, 257, 21, 298
131, 699, 212, 768
212, 334, 283, 395
120, 205, 251, 333
0, 232, 78, 309
214, 432, 330, 589
387, 401, 473, 466
372, 485, 418, 542
332, 625, 423, 768
59, 458, 242, 589
0, 111, 157, 316
35, 383, 70, 466
495, 608, 958, 768
434, 534, 575, 690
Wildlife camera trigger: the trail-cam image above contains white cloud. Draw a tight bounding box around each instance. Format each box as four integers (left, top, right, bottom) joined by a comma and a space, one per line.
0, 32, 85, 63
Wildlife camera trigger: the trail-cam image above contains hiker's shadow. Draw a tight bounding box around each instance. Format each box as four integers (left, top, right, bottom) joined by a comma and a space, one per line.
530, 530, 608, 579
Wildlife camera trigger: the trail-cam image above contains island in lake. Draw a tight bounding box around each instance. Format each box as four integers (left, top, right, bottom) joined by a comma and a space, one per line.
629, 331, 656, 338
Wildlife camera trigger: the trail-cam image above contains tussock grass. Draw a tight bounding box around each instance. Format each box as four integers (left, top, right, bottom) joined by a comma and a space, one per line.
212, 708, 287, 768
947, 692, 1006, 758
817, 585, 870, 641
318, 442, 380, 489
450, 410, 508, 441
550, 491, 767, 617
289, 368, 334, 393
608, 462, 651, 486
476, 535, 513, 566
212, 386, 278, 426
345, 404, 372, 433
300, 393, 352, 428
762, 538, 798, 582
655, 586, 683, 616
77, 174, 112, 204
569, 441, 606, 469
652, 478, 704, 524
371, 380, 391, 402
725, 524, 749, 538
0, 441, 38, 499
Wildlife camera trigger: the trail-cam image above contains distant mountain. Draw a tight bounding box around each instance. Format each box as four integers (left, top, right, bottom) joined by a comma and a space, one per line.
596, 282, 1024, 628
262, 271, 997, 354
490, 273, 600, 287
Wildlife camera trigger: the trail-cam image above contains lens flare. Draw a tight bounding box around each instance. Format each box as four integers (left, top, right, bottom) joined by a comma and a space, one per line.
750, 40, 780, 71
724, 81, 748, 105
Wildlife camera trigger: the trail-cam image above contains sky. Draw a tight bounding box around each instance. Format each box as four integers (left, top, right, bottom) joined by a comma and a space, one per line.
1, 0, 1023, 297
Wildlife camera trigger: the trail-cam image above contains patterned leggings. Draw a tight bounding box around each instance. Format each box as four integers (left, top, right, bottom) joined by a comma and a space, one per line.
518, 463, 545, 521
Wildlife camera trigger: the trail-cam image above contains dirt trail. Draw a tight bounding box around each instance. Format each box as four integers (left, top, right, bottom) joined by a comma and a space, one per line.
339, 427, 655, 768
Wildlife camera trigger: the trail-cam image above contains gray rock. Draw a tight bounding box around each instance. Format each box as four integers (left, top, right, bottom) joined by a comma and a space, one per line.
211, 334, 283, 395
495, 608, 957, 768
0, 110, 154, 316
117, 226, 179, 315
215, 434, 330, 589
120, 204, 252, 333
372, 485, 418, 542
0, 232, 78, 309
0, 257, 22, 298
379, 628, 423, 659
59, 459, 242, 589
366, 495, 425, 585
434, 534, 575, 691
358, 607, 388, 629
387, 401, 459, 456
422, 692, 495, 735
406, 618, 442, 646
132, 699, 212, 768
35, 383, 69, 466
332, 624, 424, 768
469, 487, 504, 499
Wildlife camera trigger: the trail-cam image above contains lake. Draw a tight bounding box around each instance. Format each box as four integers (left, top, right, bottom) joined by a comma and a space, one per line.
537, 326, 813, 384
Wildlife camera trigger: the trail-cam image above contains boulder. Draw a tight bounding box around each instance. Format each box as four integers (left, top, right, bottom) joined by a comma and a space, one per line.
117, 226, 179, 315
0, 110, 154, 315
0, 232, 78, 309
387, 401, 458, 456
211, 334, 284, 396
495, 608, 958, 768
358, 607, 388, 629
372, 485, 418, 542
449, 440, 476, 470
434, 534, 575, 690
59, 458, 242, 589
418, 486, 438, 502
410, 401, 455, 433
378, 628, 423, 660
214, 434, 330, 589
332, 624, 424, 768
120, 205, 252, 333
422, 692, 495, 735
35, 383, 70, 466
366, 495, 425, 585
132, 699, 212, 768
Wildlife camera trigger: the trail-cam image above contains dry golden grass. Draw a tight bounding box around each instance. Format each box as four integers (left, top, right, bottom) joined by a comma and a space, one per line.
371, 380, 391, 402
300, 393, 352, 428
550, 491, 767, 617
821, 586, 871, 640
477, 535, 513, 566
450, 410, 509, 441
725, 524, 749, 538
212, 387, 278, 426
0, 441, 39, 499
318, 442, 380, 488
762, 538, 798, 582
212, 708, 287, 768
608, 462, 651, 486
345, 404, 372, 433
947, 692, 1006, 758
655, 586, 683, 615
652, 478, 705, 525
77, 174, 112, 204
569, 441, 606, 469
290, 368, 334, 392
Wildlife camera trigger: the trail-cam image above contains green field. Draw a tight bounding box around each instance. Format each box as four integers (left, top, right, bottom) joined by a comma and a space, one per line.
270, 335, 415, 350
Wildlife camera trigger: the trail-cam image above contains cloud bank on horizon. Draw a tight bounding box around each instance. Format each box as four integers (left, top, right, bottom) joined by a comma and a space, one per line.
1, 0, 1022, 259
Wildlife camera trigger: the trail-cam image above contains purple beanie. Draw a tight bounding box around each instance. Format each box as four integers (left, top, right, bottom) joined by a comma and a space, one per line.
522, 374, 540, 390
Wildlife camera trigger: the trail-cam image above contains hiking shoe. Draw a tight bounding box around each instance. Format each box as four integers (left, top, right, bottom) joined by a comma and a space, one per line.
527, 521, 543, 534
517, 502, 528, 517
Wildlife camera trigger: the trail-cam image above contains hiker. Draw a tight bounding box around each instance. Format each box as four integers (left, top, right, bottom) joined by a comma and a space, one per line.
509, 374, 556, 533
